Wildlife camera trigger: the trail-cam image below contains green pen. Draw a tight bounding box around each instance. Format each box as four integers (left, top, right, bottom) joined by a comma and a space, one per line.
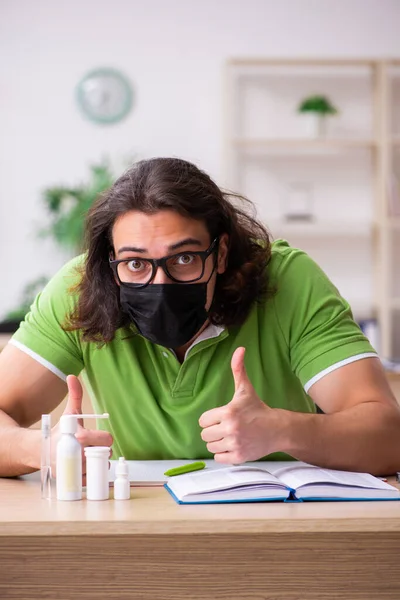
164, 461, 206, 477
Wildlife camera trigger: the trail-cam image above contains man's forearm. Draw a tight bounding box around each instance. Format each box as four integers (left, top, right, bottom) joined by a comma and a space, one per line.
278, 402, 400, 476
0, 411, 41, 477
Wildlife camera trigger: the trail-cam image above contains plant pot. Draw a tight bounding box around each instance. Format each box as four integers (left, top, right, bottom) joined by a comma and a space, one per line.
299, 113, 328, 138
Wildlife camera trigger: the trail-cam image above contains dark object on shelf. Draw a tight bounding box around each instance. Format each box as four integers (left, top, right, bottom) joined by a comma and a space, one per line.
0, 320, 20, 334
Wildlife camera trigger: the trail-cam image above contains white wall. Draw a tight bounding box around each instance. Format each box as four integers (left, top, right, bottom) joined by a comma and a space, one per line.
1, 0, 400, 318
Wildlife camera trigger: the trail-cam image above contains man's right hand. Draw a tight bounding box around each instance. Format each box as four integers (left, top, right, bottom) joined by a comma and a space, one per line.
51, 375, 113, 478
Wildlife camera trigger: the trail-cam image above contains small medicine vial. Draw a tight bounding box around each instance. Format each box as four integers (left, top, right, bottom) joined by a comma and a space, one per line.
114, 457, 131, 500
84, 446, 111, 501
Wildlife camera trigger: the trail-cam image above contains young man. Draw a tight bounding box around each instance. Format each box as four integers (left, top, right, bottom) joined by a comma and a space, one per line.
1, 157, 399, 477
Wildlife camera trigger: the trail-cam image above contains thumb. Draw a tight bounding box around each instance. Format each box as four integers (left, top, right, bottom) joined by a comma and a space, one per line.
231, 347, 251, 395
64, 375, 84, 427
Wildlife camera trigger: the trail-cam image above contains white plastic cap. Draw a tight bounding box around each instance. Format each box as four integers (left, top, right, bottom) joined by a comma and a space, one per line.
84, 446, 111, 458
60, 414, 79, 434
116, 457, 129, 477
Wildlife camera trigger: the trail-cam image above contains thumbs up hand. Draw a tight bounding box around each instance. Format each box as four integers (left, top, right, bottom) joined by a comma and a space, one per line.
199, 347, 277, 464
63, 374, 84, 424
52, 375, 113, 478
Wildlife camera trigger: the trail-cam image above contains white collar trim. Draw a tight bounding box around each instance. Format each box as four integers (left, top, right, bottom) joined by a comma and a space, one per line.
183, 323, 225, 360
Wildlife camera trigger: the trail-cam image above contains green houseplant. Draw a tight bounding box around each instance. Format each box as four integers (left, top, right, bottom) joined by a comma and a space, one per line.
40, 162, 115, 253
1, 162, 115, 331
297, 95, 338, 137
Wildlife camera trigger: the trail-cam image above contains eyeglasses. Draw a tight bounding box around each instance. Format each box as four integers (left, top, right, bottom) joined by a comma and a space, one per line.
109, 238, 219, 288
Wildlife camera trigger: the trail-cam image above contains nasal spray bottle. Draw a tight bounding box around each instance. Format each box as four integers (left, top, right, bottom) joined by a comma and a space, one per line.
114, 457, 130, 500
56, 413, 109, 501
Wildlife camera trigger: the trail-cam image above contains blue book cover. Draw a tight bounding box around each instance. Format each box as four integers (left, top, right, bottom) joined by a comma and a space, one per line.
164, 464, 400, 505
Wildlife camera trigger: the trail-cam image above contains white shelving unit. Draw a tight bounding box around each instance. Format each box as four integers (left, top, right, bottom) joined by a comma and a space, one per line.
224, 58, 400, 360
266, 220, 371, 237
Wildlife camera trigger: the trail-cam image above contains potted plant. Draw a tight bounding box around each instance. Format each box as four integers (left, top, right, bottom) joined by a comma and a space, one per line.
1, 162, 115, 333
297, 95, 338, 138
40, 162, 114, 252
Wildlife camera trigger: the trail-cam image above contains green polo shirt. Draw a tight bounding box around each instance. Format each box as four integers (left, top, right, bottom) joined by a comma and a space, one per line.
11, 240, 376, 461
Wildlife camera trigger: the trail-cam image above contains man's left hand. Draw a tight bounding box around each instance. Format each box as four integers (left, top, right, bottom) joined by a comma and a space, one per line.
199, 347, 280, 464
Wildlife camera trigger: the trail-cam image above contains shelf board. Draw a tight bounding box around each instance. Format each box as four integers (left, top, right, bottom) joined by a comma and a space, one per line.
268, 220, 371, 237
233, 138, 375, 146
228, 58, 378, 68
232, 138, 376, 155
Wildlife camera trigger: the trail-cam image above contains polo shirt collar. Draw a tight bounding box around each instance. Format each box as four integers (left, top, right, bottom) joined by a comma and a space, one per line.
183, 323, 225, 361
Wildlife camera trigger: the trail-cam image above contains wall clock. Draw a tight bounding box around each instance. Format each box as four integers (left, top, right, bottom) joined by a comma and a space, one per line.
76, 68, 133, 125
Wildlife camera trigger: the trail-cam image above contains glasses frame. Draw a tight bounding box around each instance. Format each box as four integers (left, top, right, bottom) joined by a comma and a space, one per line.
109, 237, 219, 288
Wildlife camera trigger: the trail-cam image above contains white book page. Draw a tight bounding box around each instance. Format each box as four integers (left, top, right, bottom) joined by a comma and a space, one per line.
274, 464, 396, 492
294, 484, 399, 500
168, 466, 288, 499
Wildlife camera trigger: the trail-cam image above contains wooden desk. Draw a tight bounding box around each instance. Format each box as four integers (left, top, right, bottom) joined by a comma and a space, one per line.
1, 476, 400, 599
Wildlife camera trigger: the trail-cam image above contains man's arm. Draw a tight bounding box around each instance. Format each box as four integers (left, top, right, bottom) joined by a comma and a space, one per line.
200, 247, 400, 474
200, 349, 400, 476
0, 344, 68, 476
280, 356, 400, 475
0, 344, 114, 479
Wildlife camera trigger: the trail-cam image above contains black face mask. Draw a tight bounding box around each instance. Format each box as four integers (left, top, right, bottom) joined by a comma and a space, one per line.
120, 279, 211, 349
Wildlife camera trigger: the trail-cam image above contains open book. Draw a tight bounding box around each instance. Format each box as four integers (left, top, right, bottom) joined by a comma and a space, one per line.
165, 463, 400, 504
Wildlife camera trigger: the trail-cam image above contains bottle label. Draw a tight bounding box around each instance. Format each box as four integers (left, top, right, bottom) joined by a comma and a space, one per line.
59, 456, 81, 493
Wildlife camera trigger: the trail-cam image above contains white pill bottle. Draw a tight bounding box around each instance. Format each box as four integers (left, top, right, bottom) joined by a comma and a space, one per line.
84, 446, 111, 501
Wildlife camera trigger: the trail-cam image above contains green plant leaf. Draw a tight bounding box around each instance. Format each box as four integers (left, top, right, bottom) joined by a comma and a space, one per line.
298, 95, 338, 115
40, 161, 115, 252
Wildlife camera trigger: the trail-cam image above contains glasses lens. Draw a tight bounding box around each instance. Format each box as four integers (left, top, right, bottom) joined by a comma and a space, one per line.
117, 259, 153, 285
166, 252, 204, 282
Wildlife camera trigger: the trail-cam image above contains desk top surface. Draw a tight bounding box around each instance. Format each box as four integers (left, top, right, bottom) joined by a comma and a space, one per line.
1, 474, 400, 537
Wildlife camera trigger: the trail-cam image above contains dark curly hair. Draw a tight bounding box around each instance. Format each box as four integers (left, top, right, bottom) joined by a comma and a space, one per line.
67, 157, 274, 343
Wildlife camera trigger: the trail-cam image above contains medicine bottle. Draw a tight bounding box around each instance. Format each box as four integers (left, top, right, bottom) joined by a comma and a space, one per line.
56, 413, 109, 501
56, 415, 82, 501
84, 446, 111, 501
114, 457, 130, 500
